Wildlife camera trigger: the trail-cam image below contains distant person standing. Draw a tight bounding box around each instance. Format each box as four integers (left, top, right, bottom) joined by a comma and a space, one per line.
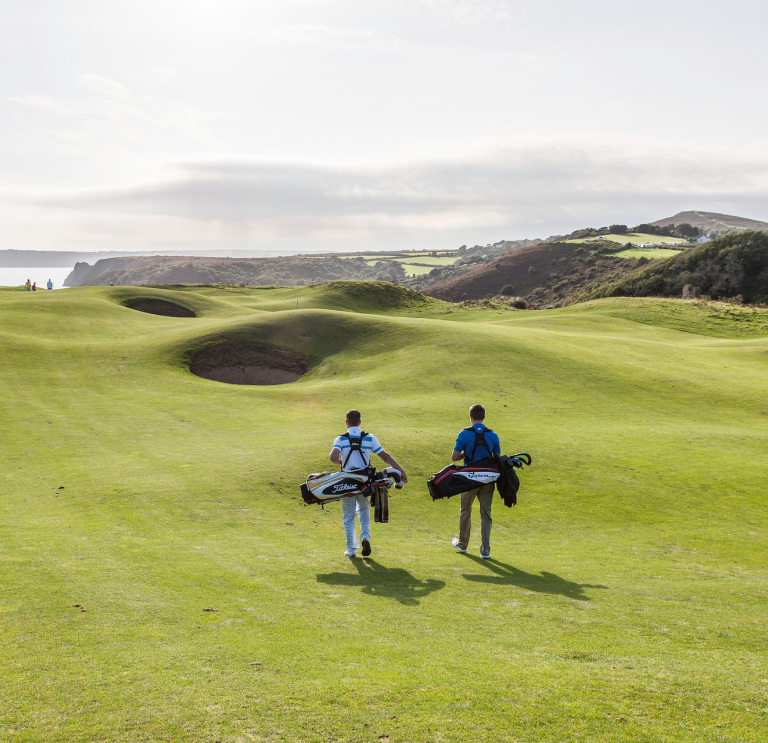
25, 279, 31, 291
450, 404, 501, 559
31, 282, 37, 291
329, 409, 407, 558
47, 279, 53, 290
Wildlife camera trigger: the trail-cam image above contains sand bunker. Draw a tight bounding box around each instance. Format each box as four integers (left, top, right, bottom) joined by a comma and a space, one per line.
128, 299, 196, 318
190, 343, 308, 385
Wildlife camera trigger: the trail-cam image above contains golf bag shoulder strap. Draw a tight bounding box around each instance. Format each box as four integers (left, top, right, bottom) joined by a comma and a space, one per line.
463, 426, 493, 462
339, 431, 369, 469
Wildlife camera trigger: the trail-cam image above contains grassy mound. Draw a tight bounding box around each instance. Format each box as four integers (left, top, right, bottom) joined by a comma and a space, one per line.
1, 285, 767, 741
155, 280, 444, 316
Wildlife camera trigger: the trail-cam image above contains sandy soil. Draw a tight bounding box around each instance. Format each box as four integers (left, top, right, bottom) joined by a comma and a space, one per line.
128, 299, 196, 317
190, 343, 308, 386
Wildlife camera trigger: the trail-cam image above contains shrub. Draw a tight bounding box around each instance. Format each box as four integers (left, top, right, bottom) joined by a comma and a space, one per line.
500, 284, 516, 296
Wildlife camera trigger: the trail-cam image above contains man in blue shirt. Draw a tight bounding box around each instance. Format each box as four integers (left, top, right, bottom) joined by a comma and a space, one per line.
450, 403, 501, 559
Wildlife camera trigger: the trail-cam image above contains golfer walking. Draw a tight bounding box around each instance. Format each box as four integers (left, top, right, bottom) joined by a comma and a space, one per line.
451, 404, 500, 559
329, 409, 407, 558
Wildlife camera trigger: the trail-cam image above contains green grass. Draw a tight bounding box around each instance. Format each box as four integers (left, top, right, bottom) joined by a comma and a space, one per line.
566, 233, 688, 246
402, 265, 435, 276
609, 248, 685, 260
361, 256, 459, 269
1, 283, 767, 742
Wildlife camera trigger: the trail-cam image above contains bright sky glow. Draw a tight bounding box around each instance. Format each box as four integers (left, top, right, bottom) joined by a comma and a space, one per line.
2, 0, 767, 252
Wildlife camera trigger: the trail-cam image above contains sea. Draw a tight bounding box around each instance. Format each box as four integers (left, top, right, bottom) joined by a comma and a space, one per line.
0, 266, 73, 289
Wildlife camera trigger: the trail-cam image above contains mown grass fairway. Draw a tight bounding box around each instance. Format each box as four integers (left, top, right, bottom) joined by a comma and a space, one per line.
1, 283, 767, 742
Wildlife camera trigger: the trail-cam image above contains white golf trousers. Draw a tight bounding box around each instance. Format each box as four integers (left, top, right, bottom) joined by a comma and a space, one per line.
341, 494, 371, 553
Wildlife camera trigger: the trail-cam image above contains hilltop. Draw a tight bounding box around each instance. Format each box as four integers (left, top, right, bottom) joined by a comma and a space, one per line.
651, 210, 768, 236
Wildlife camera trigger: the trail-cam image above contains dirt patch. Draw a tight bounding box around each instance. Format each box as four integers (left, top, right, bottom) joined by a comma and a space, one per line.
190, 343, 308, 385
128, 299, 196, 317
126, 299, 197, 317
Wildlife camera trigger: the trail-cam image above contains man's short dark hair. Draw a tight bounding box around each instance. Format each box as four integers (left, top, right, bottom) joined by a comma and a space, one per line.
346, 409, 362, 425
469, 404, 485, 420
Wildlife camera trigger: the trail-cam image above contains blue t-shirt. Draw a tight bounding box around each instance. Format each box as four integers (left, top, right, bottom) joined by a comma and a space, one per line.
454, 423, 500, 465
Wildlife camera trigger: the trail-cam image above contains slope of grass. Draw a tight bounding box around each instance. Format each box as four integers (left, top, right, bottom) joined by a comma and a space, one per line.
609, 248, 683, 260
565, 232, 687, 246
1, 283, 767, 742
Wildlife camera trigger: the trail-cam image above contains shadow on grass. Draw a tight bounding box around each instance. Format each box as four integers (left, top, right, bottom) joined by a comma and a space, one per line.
461, 555, 608, 600
316, 559, 446, 606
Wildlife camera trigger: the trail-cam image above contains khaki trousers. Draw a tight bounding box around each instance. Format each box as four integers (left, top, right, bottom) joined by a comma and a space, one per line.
457, 482, 495, 556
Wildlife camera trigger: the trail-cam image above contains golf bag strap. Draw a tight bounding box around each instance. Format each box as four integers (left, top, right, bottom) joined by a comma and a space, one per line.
340, 431, 369, 470
464, 426, 493, 462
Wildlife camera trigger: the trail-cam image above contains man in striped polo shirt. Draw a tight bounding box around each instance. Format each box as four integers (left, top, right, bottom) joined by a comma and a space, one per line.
330, 409, 408, 558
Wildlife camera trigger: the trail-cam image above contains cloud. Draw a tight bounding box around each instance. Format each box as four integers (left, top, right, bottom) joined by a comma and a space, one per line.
6, 94, 69, 112
77, 74, 133, 100
6, 74, 220, 153
8, 141, 768, 250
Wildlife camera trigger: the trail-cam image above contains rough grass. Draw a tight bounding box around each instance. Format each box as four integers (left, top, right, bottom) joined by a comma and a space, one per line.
1, 283, 767, 742
609, 248, 684, 260
566, 233, 687, 246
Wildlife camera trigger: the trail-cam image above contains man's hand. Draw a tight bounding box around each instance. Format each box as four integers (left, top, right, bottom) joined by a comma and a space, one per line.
329, 448, 341, 465
377, 451, 407, 484
451, 449, 464, 462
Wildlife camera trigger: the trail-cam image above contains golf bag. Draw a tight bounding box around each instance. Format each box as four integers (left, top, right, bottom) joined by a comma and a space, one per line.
427, 458, 501, 500
300, 469, 372, 505
427, 453, 531, 505
300, 467, 403, 512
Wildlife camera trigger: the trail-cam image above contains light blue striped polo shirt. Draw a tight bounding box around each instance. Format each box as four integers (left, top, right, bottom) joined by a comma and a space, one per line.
332, 426, 383, 471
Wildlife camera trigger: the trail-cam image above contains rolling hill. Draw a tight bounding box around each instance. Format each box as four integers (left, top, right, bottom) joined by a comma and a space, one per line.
421, 241, 641, 306
579, 231, 768, 304
424, 232, 768, 307
65, 254, 387, 287
1, 282, 767, 741
651, 210, 768, 235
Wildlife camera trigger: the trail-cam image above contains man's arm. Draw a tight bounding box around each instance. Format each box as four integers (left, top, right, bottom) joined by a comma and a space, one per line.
329, 447, 341, 465
376, 450, 408, 484
451, 430, 466, 461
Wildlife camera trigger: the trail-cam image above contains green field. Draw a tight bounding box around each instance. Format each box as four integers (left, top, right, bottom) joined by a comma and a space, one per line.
610, 248, 684, 260
359, 256, 459, 268
400, 264, 436, 276
2, 283, 767, 742
566, 233, 688, 246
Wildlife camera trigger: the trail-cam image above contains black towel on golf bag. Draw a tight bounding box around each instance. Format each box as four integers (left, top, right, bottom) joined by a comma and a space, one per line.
427, 457, 500, 501
371, 486, 389, 523
494, 455, 522, 507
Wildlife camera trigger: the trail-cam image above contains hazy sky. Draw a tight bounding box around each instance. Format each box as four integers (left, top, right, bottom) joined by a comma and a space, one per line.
2, 0, 768, 252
